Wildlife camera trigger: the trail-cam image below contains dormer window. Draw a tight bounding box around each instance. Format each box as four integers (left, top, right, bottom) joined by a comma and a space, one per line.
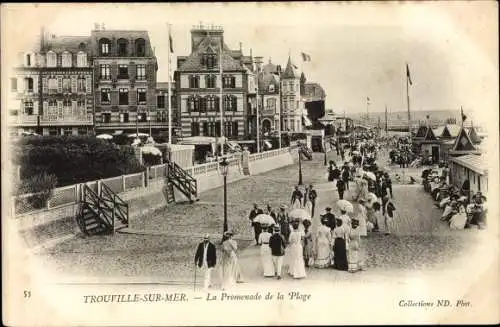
117, 38, 128, 57
77, 51, 87, 67
25, 54, 32, 67
222, 75, 236, 88
47, 51, 57, 67
62, 51, 72, 67
268, 84, 275, 93
201, 54, 216, 69
99, 38, 111, 56
135, 38, 146, 57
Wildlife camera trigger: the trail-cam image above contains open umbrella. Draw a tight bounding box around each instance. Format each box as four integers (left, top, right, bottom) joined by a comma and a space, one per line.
367, 192, 378, 202
96, 134, 113, 140
364, 172, 377, 181
337, 199, 354, 213
288, 208, 311, 221
254, 214, 276, 226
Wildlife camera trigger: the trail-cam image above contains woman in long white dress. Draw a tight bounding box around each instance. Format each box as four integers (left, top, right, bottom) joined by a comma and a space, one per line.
220, 231, 243, 290
287, 221, 307, 279
258, 225, 275, 277
356, 200, 368, 237
314, 218, 332, 268
450, 204, 467, 230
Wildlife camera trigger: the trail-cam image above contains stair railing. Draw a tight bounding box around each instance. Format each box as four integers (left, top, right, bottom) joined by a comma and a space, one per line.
101, 183, 129, 228
167, 160, 197, 199
82, 184, 114, 230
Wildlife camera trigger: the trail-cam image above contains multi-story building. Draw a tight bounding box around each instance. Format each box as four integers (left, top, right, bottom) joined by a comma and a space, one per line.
255, 58, 281, 136
89, 26, 159, 135
8, 32, 94, 136
175, 24, 251, 140
155, 81, 177, 140
280, 56, 305, 133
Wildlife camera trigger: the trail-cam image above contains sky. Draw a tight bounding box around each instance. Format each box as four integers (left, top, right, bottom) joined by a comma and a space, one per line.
1, 2, 498, 126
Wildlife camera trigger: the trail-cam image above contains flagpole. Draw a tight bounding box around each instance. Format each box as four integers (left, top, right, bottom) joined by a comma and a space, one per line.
256, 66, 260, 153
406, 63, 412, 144
366, 97, 370, 123
278, 67, 282, 149
219, 37, 224, 156
385, 104, 388, 136
167, 23, 172, 145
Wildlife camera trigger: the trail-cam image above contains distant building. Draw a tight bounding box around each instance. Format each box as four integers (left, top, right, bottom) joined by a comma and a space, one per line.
255, 58, 281, 136
155, 81, 177, 140
281, 56, 304, 132
175, 24, 251, 140
8, 31, 94, 136
89, 27, 158, 135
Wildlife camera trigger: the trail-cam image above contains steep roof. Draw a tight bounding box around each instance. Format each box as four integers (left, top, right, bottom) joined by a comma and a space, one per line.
450, 154, 486, 175
303, 82, 326, 101
257, 72, 280, 93
415, 125, 428, 138
445, 124, 461, 137
282, 56, 299, 79
42, 35, 91, 53
177, 35, 244, 72
467, 126, 482, 144
422, 125, 438, 142
433, 126, 445, 137
451, 127, 476, 152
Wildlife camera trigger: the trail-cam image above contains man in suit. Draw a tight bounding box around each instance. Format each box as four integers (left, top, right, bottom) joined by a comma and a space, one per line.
337, 179, 346, 200
322, 207, 336, 229
194, 234, 216, 290
269, 225, 286, 280
308, 184, 318, 217
290, 185, 303, 208
248, 203, 264, 245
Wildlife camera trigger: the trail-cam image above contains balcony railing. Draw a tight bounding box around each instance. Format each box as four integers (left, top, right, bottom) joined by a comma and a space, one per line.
40, 114, 93, 126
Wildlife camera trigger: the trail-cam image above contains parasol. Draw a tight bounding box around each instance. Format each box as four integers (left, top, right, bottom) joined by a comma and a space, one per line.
337, 199, 354, 213
96, 134, 113, 140
253, 214, 276, 226
367, 192, 378, 202
364, 172, 377, 181
288, 208, 311, 221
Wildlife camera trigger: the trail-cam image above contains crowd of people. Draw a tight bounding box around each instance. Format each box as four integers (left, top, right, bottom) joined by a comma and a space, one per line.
423, 167, 488, 230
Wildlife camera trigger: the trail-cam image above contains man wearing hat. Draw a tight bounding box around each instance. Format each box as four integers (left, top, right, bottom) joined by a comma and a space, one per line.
276, 205, 290, 243
194, 234, 217, 290
322, 207, 336, 229
248, 203, 264, 245
269, 225, 286, 279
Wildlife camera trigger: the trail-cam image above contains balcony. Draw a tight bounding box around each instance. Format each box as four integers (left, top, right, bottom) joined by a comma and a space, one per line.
8, 114, 38, 127
40, 114, 94, 126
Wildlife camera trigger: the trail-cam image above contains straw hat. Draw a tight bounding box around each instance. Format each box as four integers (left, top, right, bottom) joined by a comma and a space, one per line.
223, 231, 233, 237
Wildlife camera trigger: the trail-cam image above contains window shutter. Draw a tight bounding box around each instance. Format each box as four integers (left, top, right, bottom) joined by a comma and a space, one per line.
71, 76, 77, 93
129, 62, 136, 81
72, 100, 77, 117
111, 90, 119, 105
86, 76, 92, 93
130, 89, 137, 105
32, 76, 38, 94
57, 101, 63, 119
42, 77, 48, 94
111, 61, 118, 80
57, 77, 63, 93
231, 97, 237, 111
33, 101, 39, 115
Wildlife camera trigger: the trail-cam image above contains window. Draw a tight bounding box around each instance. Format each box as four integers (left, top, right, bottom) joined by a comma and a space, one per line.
215, 121, 221, 137
135, 38, 146, 57
78, 127, 88, 135
268, 84, 275, 93
62, 77, 71, 92
223, 75, 236, 88
102, 113, 111, 123
26, 54, 32, 67
48, 77, 58, 92
224, 122, 232, 138
77, 99, 86, 108
207, 96, 215, 111
206, 75, 216, 88
117, 38, 128, 56
118, 64, 128, 79
9, 110, 18, 116
157, 95, 165, 109
202, 122, 209, 136
25, 78, 34, 92
77, 76, 86, 92
119, 88, 129, 105
189, 75, 199, 88
266, 98, 276, 110
77, 52, 87, 67
63, 127, 73, 136
136, 65, 146, 80
24, 101, 34, 115
99, 38, 111, 56
62, 51, 72, 67
47, 51, 57, 67
119, 112, 130, 123
101, 88, 111, 104
224, 96, 237, 111
100, 64, 111, 79
201, 54, 216, 69
49, 128, 58, 136
137, 88, 147, 105
78, 43, 86, 51
11, 78, 17, 92
157, 111, 166, 122
191, 122, 200, 136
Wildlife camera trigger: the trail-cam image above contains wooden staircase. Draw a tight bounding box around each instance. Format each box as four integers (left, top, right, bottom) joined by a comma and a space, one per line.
165, 181, 176, 204
76, 184, 129, 236
166, 160, 198, 203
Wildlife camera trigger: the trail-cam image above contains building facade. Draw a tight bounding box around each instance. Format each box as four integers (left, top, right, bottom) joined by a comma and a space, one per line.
175, 24, 251, 140
280, 56, 304, 133
8, 33, 94, 136
89, 27, 159, 135
155, 82, 177, 141
255, 58, 281, 136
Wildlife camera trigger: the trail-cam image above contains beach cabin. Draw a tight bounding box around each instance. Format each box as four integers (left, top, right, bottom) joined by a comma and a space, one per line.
448, 127, 481, 158
449, 154, 487, 198
418, 127, 442, 163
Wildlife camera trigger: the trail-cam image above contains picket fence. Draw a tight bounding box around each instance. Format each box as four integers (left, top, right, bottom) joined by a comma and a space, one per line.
11, 148, 290, 217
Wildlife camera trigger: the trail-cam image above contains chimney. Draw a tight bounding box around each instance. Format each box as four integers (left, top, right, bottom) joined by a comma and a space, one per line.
254, 56, 263, 72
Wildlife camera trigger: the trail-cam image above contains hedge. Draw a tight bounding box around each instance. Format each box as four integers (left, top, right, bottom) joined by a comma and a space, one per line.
14, 135, 144, 187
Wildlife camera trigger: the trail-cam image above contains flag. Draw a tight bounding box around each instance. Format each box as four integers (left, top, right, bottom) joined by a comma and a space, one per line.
301, 52, 311, 62
169, 29, 174, 53
406, 63, 413, 85
292, 64, 298, 69
461, 107, 467, 123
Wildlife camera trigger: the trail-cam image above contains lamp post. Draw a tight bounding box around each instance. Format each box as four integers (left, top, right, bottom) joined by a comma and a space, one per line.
297, 141, 303, 185
323, 138, 328, 166
219, 157, 229, 234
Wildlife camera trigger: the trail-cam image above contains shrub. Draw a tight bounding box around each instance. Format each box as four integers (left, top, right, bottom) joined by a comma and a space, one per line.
18, 172, 58, 209
142, 153, 162, 166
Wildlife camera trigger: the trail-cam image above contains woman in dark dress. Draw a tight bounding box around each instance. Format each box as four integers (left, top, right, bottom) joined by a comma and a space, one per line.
332, 218, 349, 271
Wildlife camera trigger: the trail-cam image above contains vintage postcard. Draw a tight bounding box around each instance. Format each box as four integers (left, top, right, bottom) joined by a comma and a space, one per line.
2, 2, 499, 326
